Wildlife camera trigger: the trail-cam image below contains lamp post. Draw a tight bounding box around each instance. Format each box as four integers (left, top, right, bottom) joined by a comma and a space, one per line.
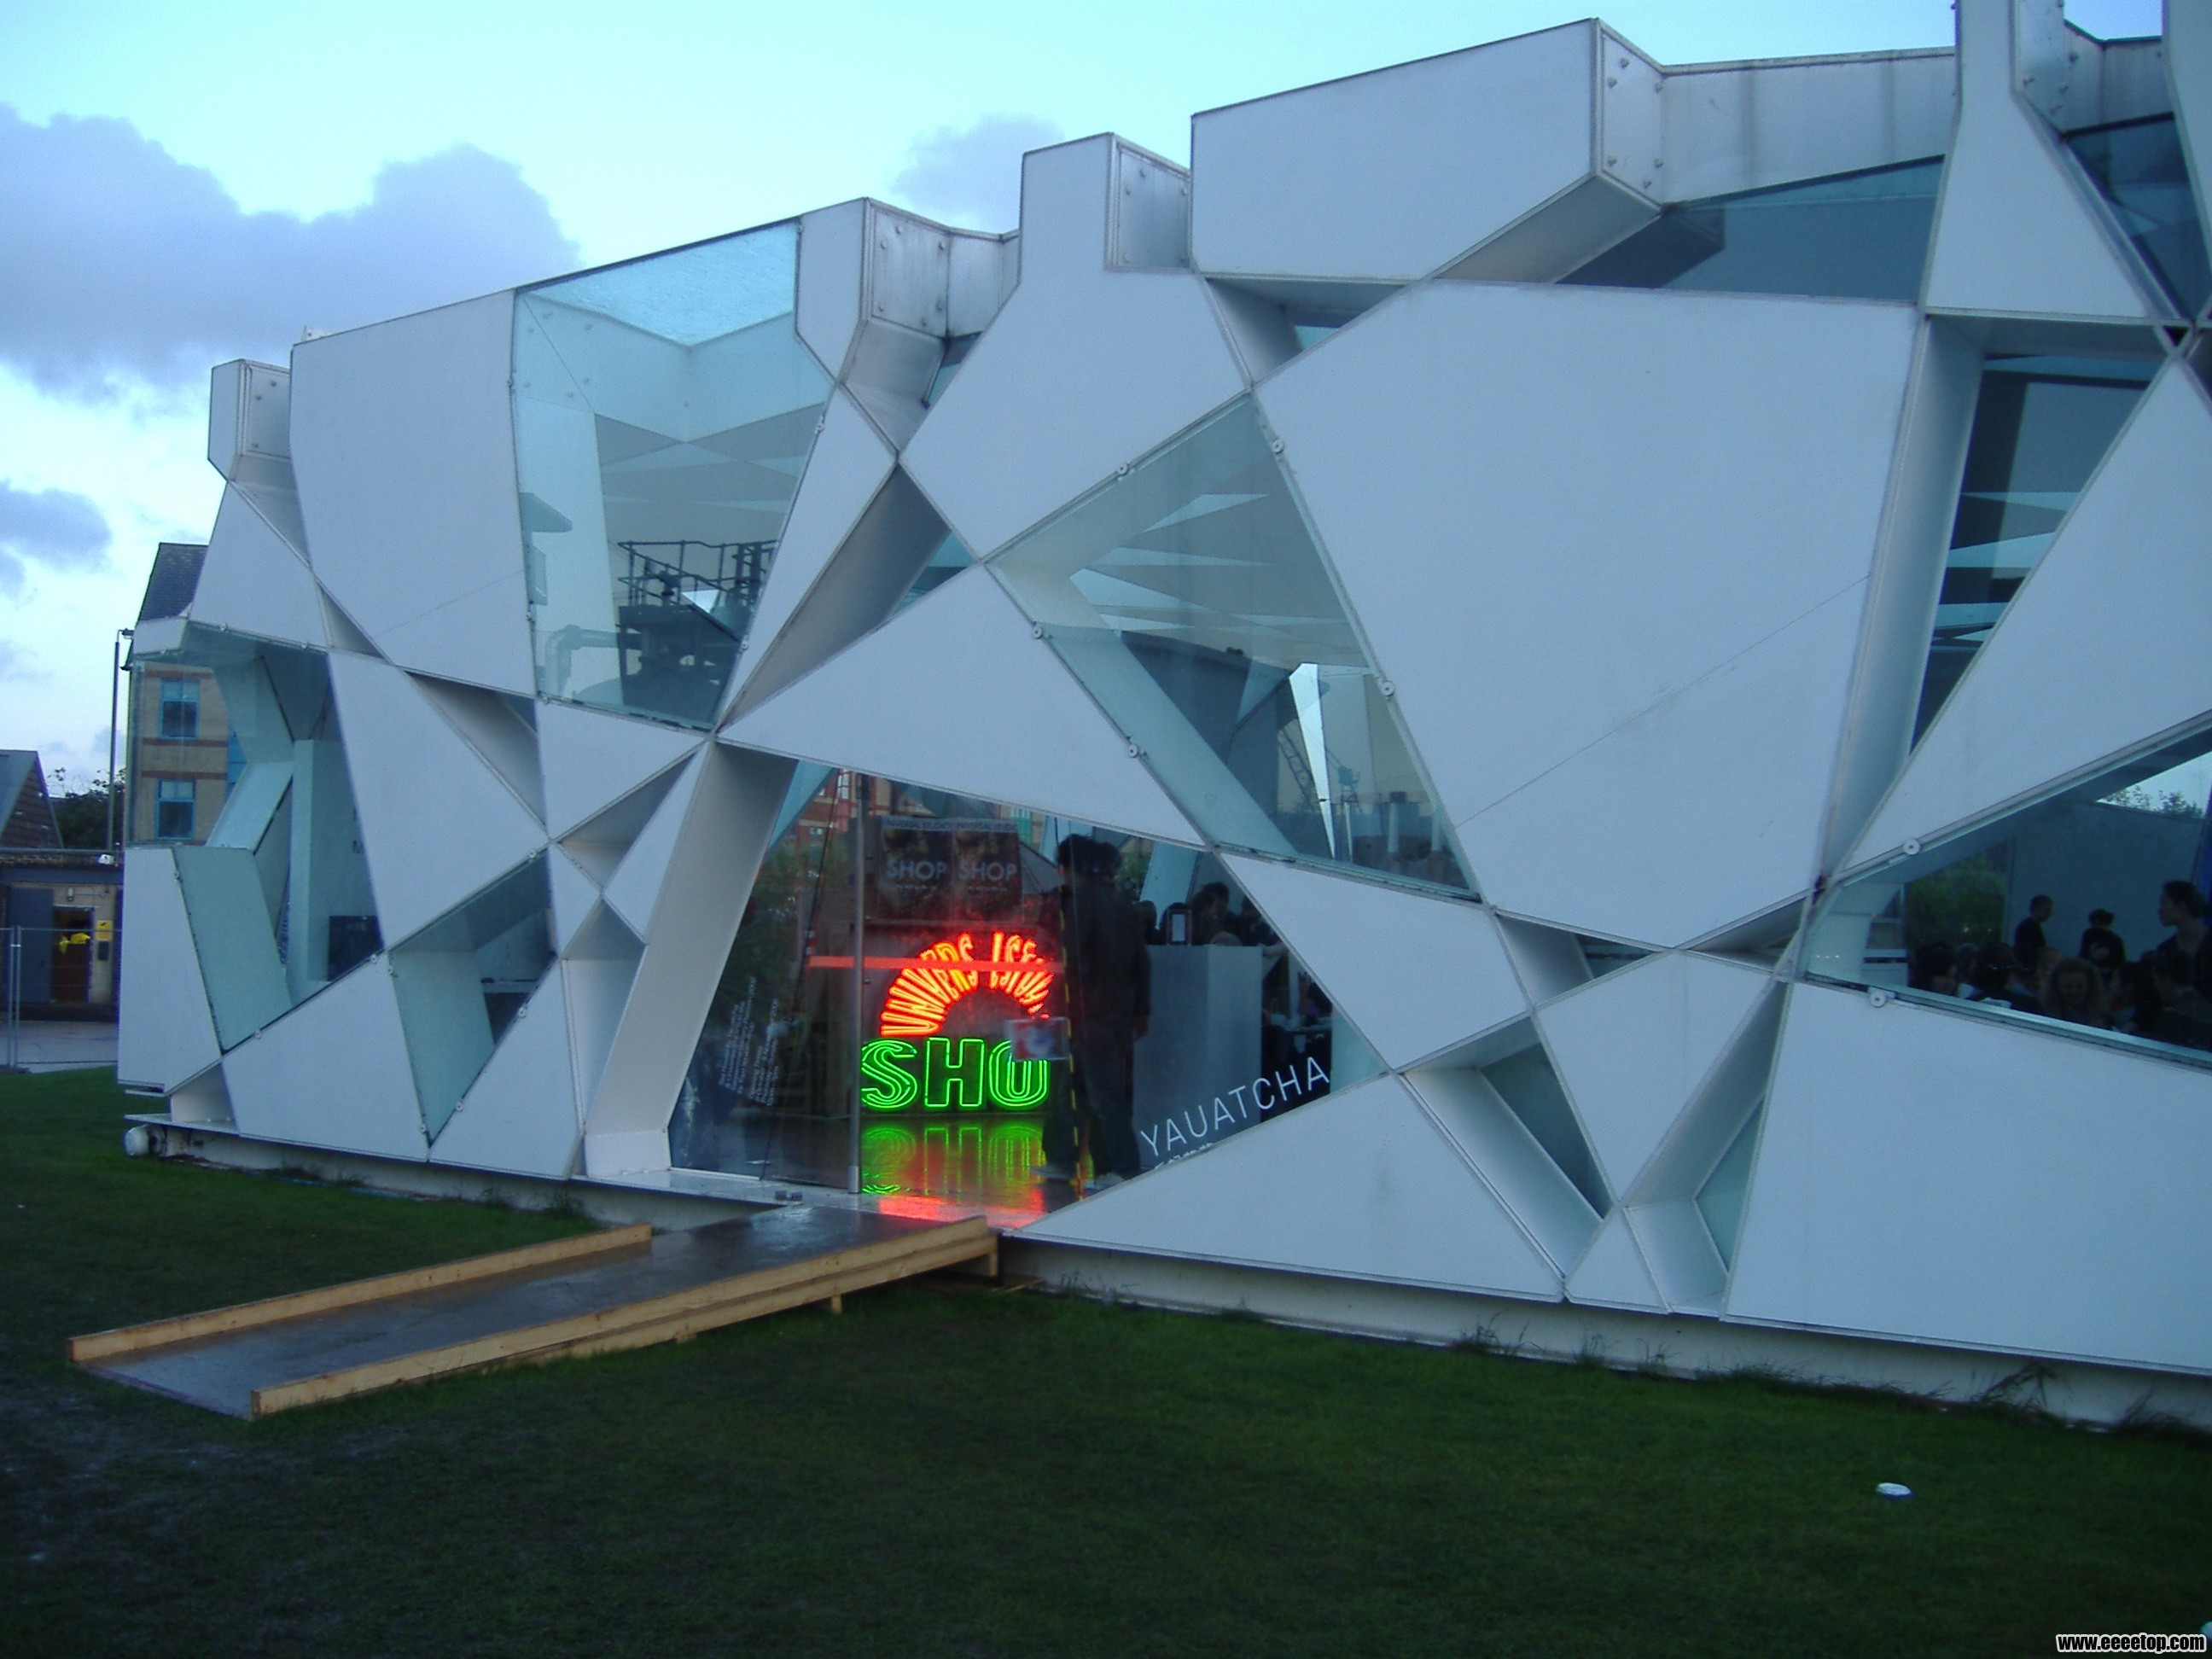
105, 626, 131, 856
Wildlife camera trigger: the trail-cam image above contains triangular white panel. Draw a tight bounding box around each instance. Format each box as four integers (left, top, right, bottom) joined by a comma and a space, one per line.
725, 567, 1200, 844
901, 139, 1249, 556
728, 389, 897, 708
290, 292, 537, 695
115, 846, 221, 1093
549, 847, 598, 951
1221, 855, 1525, 1068
795, 201, 866, 379
321, 594, 382, 658
602, 750, 704, 937
430, 975, 580, 1179
558, 763, 686, 886
1536, 952, 1768, 1197
410, 673, 543, 821
1403, 1052, 1599, 1275
1017, 1075, 1563, 1300
562, 914, 641, 1115
325, 654, 546, 943
537, 700, 700, 840
189, 487, 327, 650
2172, 3, 2212, 277
1456, 586, 1865, 947
1564, 1208, 1668, 1312
1258, 279, 1909, 941
1922, 0, 2159, 320
1854, 365, 2212, 865
222, 963, 428, 1161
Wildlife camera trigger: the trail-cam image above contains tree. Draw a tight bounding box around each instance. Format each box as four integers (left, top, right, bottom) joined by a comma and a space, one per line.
45, 769, 119, 850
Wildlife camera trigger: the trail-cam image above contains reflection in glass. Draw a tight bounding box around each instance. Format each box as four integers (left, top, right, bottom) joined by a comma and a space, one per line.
514, 224, 831, 726
992, 399, 1470, 892
389, 856, 556, 1139
1559, 159, 1941, 302
142, 627, 381, 1049
1804, 727, 2212, 1065
2066, 115, 2211, 319
668, 765, 1378, 1209
1914, 355, 2156, 738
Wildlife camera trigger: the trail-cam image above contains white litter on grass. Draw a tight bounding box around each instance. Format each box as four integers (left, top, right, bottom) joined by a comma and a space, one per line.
1876, 1482, 1912, 1499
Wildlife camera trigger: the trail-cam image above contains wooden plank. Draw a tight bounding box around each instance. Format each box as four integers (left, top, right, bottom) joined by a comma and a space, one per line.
247, 1219, 993, 1416
68, 1224, 655, 1363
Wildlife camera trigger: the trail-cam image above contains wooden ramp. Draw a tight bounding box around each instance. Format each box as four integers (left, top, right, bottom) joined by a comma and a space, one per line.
70, 1208, 994, 1418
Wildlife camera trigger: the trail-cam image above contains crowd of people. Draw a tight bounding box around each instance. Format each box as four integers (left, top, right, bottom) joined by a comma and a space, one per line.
1907, 880, 2212, 1051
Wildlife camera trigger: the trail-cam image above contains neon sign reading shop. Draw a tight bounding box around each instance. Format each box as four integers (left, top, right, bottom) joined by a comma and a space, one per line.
863, 929, 1057, 1110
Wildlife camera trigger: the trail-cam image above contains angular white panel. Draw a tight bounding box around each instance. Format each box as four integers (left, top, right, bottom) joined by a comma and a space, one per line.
1190, 23, 1600, 284
1564, 1208, 1667, 1313
325, 654, 545, 943
602, 750, 703, 936
901, 138, 1249, 556
558, 764, 686, 887
1261, 282, 1907, 943
1494, 915, 1593, 1004
1404, 1057, 1599, 1275
1221, 856, 1525, 1068
548, 847, 597, 952
409, 674, 542, 821
1922, 0, 2160, 320
1729, 982, 2212, 1376
585, 745, 795, 1144
795, 201, 867, 378
725, 566, 1200, 844
116, 847, 221, 1093
561, 909, 641, 1119
1458, 588, 1865, 946
1536, 952, 1768, 1196
189, 487, 326, 650
290, 292, 535, 694
726, 388, 897, 709
536, 700, 700, 841
1204, 281, 1301, 383
430, 975, 580, 1179
222, 963, 428, 1161
1854, 365, 2212, 865
1017, 1075, 1563, 1300
207, 358, 291, 484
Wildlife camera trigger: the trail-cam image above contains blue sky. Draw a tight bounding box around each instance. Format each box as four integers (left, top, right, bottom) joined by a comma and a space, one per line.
0, 0, 2164, 783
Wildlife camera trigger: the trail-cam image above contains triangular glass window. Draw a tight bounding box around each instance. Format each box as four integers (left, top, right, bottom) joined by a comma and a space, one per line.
515, 223, 831, 728
1913, 352, 2157, 738
1695, 1104, 1761, 1269
2065, 114, 2212, 319
992, 399, 1470, 893
1805, 724, 2212, 1067
1559, 157, 1942, 302
892, 528, 975, 618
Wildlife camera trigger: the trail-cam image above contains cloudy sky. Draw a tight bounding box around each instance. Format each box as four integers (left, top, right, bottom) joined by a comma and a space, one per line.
0, 0, 2162, 788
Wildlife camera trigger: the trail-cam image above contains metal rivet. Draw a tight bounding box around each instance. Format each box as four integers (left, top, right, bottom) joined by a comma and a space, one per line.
1902, 839, 1922, 857
1378, 680, 1394, 698
1868, 989, 1892, 1009
1269, 439, 1284, 454
1032, 623, 1044, 639
1127, 742, 1144, 759
1116, 463, 1130, 476
1606, 77, 1617, 88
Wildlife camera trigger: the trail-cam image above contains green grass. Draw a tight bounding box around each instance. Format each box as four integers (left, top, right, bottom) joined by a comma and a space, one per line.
3, 1069, 2207, 1657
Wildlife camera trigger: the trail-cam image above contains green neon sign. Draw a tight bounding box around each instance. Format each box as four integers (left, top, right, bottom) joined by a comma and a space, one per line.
859, 1037, 1051, 1110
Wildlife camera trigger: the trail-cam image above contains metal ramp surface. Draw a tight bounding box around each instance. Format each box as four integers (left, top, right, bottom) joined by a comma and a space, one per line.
71, 1208, 994, 1418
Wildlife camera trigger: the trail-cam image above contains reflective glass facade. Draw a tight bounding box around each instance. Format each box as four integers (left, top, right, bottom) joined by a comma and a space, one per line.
1560, 159, 1942, 302
992, 399, 1470, 891
2066, 114, 2212, 320
1807, 728, 2212, 1064
668, 763, 1381, 1210
1914, 353, 2156, 738
134, 627, 381, 1050
515, 225, 831, 726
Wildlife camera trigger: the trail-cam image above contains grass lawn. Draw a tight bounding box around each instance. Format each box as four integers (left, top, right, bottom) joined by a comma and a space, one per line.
2, 1068, 2207, 1657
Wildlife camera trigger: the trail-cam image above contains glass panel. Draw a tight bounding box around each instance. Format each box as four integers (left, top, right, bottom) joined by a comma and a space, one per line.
136, 541, 206, 622
1696, 1106, 1761, 1269
890, 528, 975, 618
1560, 159, 1942, 302
1804, 726, 2212, 1064
389, 856, 556, 1139
670, 765, 1375, 1210
2066, 114, 2212, 319
143, 626, 381, 1049
1485, 1036, 1610, 1214
992, 399, 1470, 892
515, 224, 832, 727
1914, 355, 2157, 738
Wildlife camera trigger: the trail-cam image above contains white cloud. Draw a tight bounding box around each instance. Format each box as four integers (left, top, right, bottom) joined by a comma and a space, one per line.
889, 114, 1062, 232
0, 480, 111, 597
0, 106, 580, 400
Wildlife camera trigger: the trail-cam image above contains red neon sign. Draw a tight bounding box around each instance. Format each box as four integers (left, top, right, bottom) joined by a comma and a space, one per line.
880, 930, 1054, 1038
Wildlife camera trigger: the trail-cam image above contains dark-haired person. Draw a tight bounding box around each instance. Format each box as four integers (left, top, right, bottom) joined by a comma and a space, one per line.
2041, 957, 2110, 1029
2011, 894, 2052, 970
2079, 908, 2127, 986
2153, 880, 2212, 994
2149, 950, 2212, 1051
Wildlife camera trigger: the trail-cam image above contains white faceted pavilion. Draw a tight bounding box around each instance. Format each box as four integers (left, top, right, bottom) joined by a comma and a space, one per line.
121, 0, 2212, 1421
